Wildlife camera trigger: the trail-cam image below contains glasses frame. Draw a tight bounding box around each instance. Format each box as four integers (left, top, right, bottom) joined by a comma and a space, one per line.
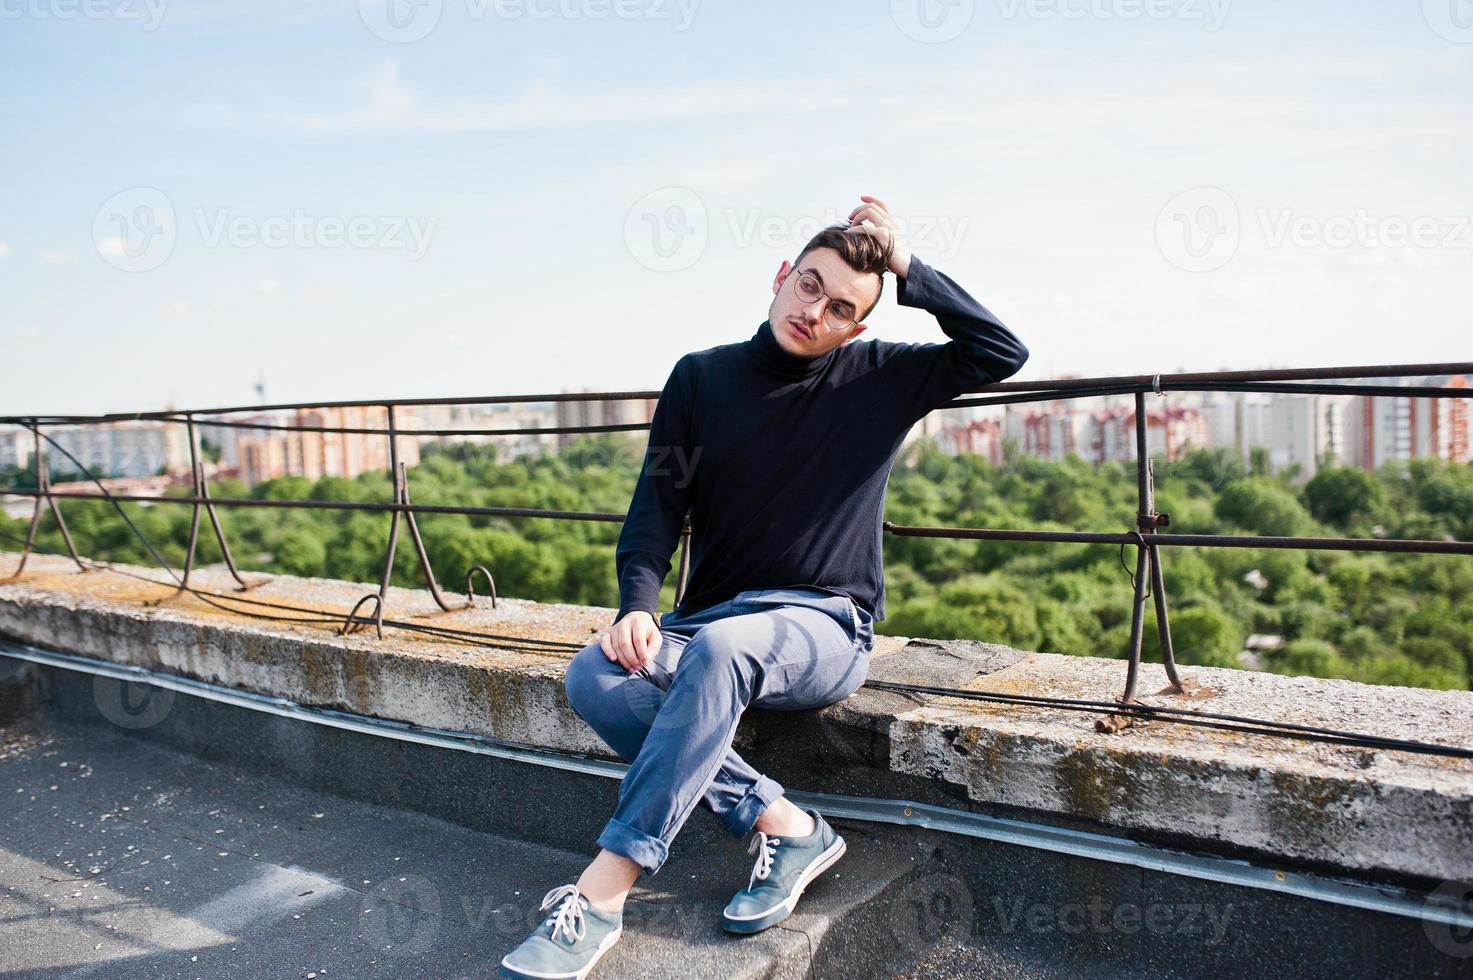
789, 267, 863, 334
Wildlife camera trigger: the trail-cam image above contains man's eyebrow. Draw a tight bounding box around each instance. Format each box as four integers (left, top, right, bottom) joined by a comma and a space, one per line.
797, 266, 861, 307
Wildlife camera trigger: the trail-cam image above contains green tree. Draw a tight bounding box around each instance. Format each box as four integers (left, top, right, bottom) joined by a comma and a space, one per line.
1303, 468, 1385, 527
275, 527, 327, 577
1267, 639, 1351, 679
1215, 478, 1314, 537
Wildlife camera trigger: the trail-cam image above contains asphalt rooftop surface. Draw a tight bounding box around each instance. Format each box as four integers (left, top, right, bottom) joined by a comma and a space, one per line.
3, 673, 1466, 980
0, 715, 949, 980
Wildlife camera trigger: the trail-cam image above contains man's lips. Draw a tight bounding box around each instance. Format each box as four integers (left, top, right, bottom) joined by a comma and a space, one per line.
788, 319, 812, 340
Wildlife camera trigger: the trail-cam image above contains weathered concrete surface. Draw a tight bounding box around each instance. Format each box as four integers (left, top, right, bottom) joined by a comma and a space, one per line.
3, 551, 1471, 885
883, 656, 1473, 888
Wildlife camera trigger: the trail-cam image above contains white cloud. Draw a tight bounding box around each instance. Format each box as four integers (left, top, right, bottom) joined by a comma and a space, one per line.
39, 249, 78, 264
169, 299, 190, 313
184, 50, 1473, 146
0, 242, 10, 258
190, 59, 907, 135
256, 279, 280, 294
162, 0, 348, 27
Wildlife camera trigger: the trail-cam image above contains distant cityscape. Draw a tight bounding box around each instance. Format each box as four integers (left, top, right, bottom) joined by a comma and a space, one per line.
2, 374, 1467, 518
931, 373, 1470, 478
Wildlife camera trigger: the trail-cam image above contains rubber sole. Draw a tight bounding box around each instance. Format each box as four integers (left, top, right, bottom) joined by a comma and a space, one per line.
498, 925, 624, 980
721, 835, 848, 934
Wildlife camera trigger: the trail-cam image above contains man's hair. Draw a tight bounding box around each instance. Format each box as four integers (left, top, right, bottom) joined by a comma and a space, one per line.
794, 223, 894, 322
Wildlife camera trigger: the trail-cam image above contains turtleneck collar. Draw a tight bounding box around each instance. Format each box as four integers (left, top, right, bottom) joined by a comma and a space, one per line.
745, 319, 837, 381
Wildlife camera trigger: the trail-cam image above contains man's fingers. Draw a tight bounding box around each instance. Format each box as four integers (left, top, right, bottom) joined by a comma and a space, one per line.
637, 627, 662, 666
615, 625, 639, 671
852, 208, 895, 233
608, 624, 629, 668
847, 209, 891, 237
603, 612, 660, 672
846, 217, 894, 248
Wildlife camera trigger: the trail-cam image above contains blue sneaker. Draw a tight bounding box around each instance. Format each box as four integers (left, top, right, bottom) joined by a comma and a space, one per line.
721, 808, 846, 934
499, 884, 623, 980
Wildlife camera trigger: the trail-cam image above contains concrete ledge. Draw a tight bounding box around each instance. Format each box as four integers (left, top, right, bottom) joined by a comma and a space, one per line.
3, 551, 1471, 884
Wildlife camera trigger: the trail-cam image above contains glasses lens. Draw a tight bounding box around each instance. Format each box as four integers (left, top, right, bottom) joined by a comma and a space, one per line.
795, 272, 821, 301
824, 309, 852, 332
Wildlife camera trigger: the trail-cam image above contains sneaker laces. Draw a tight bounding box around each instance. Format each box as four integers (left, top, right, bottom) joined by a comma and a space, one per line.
538, 884, 588, 945
746, 832, 781, 890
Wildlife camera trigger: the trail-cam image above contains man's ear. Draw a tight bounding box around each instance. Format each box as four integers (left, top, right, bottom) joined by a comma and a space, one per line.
842, 325, 868, 345
772, 260, 793, 296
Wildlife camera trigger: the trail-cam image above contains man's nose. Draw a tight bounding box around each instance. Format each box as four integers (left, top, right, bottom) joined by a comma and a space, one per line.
800, 298, 826, 322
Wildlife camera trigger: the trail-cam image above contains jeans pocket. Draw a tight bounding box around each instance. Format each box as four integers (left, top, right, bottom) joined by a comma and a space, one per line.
851, 598, 874, 645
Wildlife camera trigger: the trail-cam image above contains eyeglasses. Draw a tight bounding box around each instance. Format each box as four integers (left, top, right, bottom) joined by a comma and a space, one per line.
790, 268, 861, 334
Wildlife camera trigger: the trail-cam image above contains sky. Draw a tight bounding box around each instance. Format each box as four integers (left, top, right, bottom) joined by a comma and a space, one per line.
2, 0, 1470, 416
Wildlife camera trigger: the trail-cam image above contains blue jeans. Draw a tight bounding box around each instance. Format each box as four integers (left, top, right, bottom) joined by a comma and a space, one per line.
563, 586, 876, 877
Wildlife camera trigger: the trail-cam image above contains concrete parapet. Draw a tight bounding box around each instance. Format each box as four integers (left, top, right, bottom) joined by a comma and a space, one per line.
2, 551, 1470, 884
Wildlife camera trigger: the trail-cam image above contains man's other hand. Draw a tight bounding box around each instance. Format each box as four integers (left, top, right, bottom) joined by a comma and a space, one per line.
600, 610, 662, 673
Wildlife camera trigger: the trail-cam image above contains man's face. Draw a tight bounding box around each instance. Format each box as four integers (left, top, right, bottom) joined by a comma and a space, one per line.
767, 246, 878, 357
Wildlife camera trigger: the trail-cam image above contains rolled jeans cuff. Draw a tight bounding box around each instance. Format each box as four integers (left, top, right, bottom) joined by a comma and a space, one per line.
596, 816, 669, 877
727, 774, 785, 839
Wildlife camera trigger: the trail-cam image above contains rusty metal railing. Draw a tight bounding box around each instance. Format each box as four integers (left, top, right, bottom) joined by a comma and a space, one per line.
3, 362, 1471, 736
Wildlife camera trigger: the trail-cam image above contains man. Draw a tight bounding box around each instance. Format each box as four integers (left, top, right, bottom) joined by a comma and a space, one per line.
499, 196, 1029, 979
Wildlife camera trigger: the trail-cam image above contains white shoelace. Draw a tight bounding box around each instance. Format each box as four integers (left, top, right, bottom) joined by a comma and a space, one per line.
538, 884, 588, 945
747, 832, 781, 889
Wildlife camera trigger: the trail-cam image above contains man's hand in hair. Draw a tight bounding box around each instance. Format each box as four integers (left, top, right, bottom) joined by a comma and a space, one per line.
846, 194, 913, 278
600, 610, 663, 673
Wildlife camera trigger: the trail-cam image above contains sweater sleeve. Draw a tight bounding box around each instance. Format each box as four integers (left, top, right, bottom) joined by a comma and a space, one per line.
613, 356, 696, 624
874, 254, 1029, 425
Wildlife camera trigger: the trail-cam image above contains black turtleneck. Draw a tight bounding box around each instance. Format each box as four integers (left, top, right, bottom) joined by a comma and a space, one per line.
743, 311, 839, 381
613, 254, 1029, 625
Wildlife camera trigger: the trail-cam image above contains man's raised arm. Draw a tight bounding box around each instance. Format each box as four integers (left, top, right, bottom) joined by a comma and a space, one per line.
612, 355, 696, 627
877, 254, 1030, 425
842, 195, 1029, 425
